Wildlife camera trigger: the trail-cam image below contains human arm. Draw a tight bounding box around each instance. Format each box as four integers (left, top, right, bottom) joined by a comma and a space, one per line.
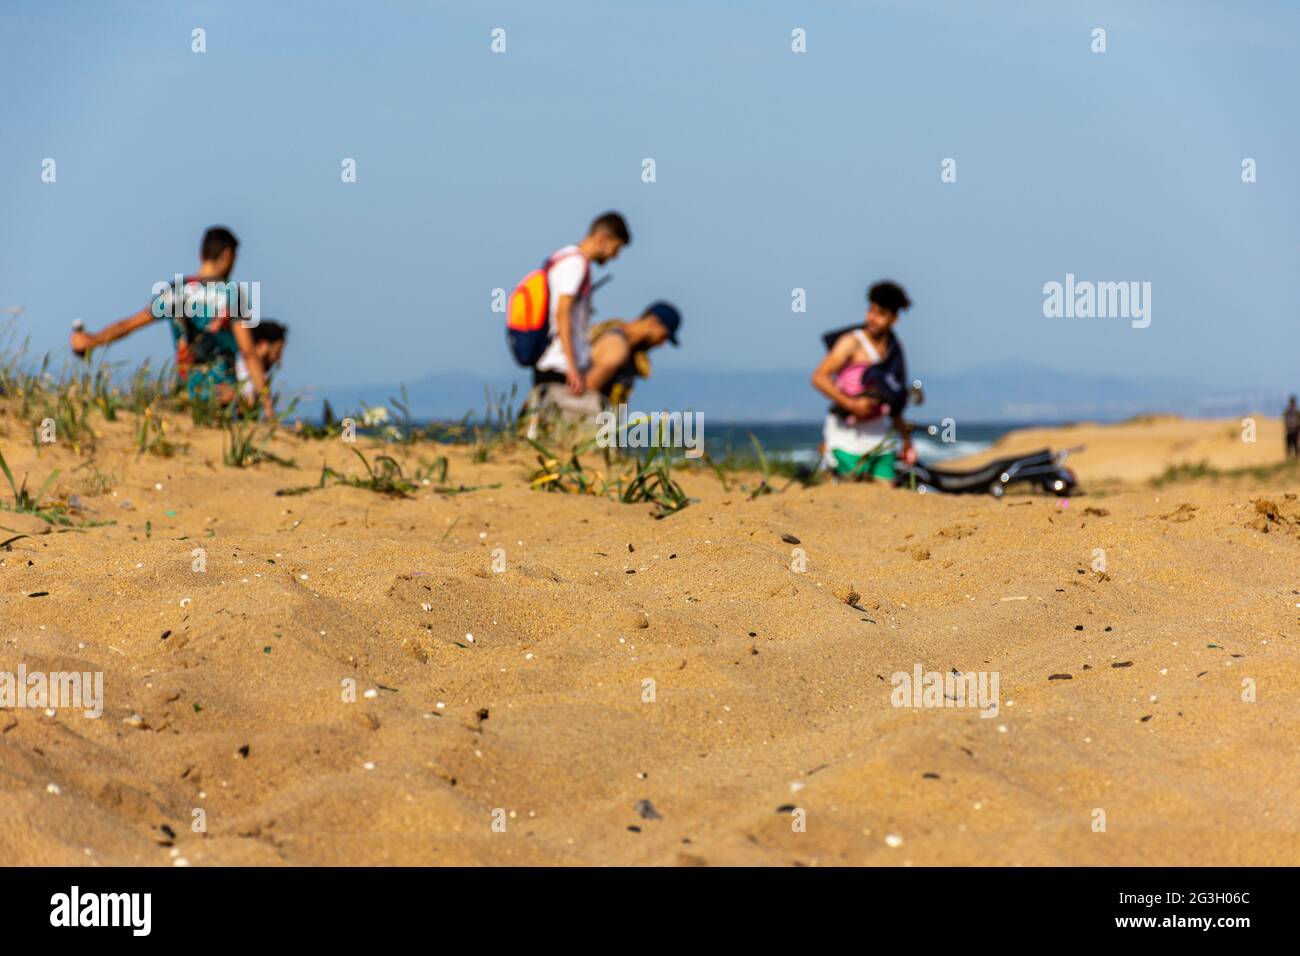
811, 334, 880, 419
554, 295, 585, 395
891, 411, 915, 463
70, 308, 154, 356
546, 253, 590, 395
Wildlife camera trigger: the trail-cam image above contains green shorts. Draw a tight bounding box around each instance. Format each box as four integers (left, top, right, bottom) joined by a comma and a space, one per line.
830, 447, 896, 480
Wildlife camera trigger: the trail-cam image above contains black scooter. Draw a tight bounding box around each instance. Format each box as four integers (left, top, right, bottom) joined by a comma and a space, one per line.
895, 447, 1080, 497
894, 381, 1082, 497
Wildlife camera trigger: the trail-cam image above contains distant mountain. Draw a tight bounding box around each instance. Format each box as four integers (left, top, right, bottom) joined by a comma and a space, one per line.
908, 361, 1290, 423
286, 361, 1292, 425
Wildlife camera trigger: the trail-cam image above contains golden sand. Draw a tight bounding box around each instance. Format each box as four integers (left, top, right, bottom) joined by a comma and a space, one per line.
2, 412, 1298, 865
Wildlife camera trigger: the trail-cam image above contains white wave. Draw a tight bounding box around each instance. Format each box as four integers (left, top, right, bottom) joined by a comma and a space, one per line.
756, 435, 992, 466
912, 436, 991, 462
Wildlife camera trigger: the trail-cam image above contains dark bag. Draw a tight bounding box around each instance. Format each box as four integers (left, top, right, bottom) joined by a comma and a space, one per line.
821, 325, 909, 412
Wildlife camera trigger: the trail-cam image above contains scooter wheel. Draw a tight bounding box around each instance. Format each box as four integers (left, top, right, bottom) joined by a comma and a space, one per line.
989, 482, 1005, 499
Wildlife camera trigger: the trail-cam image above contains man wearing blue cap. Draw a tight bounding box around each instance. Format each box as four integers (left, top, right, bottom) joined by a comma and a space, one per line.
587, 301, 682, 405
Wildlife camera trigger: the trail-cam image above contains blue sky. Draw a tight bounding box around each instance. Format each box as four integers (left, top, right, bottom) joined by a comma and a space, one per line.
2, 0, 1297, 404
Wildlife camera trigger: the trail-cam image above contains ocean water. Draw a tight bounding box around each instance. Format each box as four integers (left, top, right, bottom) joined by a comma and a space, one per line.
393, 414, 1040, 466
704, 421, 1034, 465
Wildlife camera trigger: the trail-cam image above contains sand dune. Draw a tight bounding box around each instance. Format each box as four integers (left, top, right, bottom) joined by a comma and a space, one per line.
2, 411, 1298, 865
954, 414, 1288, 483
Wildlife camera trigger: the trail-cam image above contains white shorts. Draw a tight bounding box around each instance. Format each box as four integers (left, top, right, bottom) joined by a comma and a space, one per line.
821, 411, 889, 467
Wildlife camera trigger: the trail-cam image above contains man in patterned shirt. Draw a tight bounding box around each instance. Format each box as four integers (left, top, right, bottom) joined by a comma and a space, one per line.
70, 226, 274, 417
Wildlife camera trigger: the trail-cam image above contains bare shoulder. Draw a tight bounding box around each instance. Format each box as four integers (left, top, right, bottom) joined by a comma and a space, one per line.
591, 326, 630, 363
831, 330, 867, 362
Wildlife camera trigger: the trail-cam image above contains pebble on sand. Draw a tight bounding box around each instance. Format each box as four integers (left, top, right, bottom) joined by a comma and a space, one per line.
833, 586, 861, 607
634, 799, 663, 820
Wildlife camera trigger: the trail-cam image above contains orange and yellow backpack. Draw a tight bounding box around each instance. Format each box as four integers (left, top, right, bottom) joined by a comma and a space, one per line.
506, 249, 587, 367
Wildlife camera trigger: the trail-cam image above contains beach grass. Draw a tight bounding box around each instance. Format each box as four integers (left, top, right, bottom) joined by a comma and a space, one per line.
12, 331, 1293, 529
1151, 457, 1300, 487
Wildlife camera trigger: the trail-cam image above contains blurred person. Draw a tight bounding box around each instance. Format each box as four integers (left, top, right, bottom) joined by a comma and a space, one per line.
586, 301, 681, 405
69, 226, 273, 417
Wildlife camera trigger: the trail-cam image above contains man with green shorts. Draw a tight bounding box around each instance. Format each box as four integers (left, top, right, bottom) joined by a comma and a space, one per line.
810, 281, 916, 479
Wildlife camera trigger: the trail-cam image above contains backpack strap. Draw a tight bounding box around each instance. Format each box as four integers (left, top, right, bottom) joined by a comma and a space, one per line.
853, 328, 882, 364
544, 249, 590, 293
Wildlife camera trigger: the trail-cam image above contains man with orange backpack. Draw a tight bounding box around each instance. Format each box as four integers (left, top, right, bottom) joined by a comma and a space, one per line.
508, 212, 630, 428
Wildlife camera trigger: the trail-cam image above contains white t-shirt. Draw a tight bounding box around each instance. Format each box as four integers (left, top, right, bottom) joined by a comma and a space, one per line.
236, 353, 254, 402
535, 245, 592, 375
236, 354, 275, 403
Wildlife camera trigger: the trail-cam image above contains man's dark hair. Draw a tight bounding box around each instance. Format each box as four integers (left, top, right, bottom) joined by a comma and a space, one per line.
588, 211, 631, 245
201, 226, 239, 262
868, 280, 911, 315
251, 319, 286, 343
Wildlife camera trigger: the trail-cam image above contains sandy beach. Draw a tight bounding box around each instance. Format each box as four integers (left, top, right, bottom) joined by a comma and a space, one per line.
2, 409, 1297, 867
